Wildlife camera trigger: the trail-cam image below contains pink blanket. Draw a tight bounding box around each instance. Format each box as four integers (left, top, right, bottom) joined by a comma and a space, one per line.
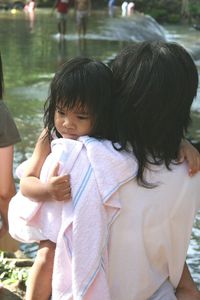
9, 137, 137, 299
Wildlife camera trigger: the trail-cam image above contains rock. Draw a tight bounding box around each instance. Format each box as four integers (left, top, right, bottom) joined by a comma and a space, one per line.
193, 24, 200, 31
0, 287, 23, 300
2, 251, 16, 258
102, 13, 166, 42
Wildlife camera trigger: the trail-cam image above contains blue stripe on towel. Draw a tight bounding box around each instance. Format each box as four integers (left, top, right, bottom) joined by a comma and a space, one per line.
102, 173, 137, 204
101, 256, 106, 273
80, 262, 101, 297
64, 235, 72, 258
73, 165, 92, 208
84, 137, 95, 145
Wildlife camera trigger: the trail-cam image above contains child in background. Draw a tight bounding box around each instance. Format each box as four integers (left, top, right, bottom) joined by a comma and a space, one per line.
74, 0, 91, 37
127, 2, 135, 16
108, 0, 115, 17
54, 0, 70, 37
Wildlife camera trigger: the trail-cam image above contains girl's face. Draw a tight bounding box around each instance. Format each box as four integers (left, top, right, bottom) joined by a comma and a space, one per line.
54, 104, 94, 140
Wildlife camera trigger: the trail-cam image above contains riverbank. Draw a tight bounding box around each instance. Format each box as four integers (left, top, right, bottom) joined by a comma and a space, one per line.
0, 250, 33, 300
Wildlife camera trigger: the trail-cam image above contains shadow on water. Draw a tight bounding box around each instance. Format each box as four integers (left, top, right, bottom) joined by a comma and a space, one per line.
0, 8, 199, 286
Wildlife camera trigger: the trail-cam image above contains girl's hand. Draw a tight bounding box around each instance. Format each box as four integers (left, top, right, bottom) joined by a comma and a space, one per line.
178, 139, 200, 176
46, 163, 71, 202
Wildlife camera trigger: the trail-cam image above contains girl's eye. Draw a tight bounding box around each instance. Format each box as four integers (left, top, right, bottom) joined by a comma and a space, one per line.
56, 109, 65, 115
77, 115, 89, 120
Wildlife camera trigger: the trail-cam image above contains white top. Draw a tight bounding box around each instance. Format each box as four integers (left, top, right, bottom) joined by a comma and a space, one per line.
108, 162, 200, 300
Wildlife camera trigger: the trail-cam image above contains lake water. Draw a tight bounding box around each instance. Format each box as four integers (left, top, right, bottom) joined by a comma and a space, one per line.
0, 8, 199, 286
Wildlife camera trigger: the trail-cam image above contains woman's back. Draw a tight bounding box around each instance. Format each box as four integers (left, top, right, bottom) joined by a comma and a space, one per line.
108, 161, 200, 299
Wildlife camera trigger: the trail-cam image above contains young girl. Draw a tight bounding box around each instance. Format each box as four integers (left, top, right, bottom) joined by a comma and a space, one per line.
10, 53, 200, 299
9, 56, 115, 300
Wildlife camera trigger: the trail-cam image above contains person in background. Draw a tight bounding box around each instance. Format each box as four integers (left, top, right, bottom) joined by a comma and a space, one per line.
121, 1, 128, 17
108, 0, 115, 17
0, 53, 21, 254
24, 0, 36, 31
127, 1, 135, 16
54, 0, 70, 37
74, 0, 91, 37
24, 0, 35, 14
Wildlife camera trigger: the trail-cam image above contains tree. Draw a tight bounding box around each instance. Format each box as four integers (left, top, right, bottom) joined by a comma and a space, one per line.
181, 0, 191, 22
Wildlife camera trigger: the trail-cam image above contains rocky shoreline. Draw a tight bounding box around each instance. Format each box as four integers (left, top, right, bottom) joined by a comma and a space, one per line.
0, 250, 34, 300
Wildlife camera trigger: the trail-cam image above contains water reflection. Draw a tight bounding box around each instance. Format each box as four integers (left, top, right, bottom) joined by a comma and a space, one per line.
77, 38, 88, 56
57, 38, 68, 66
0, 9, 199, 286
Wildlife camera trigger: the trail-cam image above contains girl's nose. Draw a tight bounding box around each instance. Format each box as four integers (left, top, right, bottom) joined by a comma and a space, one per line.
63, 117, 75, 128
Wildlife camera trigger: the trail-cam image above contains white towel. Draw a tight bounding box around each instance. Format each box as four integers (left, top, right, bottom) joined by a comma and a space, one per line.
9, 139, 82, 243
9, 136, 137, 299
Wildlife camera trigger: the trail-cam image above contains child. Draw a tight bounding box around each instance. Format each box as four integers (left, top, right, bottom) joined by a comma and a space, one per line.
108, 0, 115, 17
9, 56, 115, 300
10, 52, 200, 299
74, 0, 91, 37
54, 0, 70, 37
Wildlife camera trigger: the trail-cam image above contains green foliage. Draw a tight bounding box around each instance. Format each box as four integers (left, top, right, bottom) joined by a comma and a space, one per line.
0, 252, 29, 287
119, 0, 199, 24
145, 8, 167, 23
190, 3, 200, 20
168, 14, 181, 24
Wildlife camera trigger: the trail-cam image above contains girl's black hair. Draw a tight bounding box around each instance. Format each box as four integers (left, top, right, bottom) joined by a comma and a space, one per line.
44, 57, 114, 141
111, 41, 199, 186
0, 53, 4, 100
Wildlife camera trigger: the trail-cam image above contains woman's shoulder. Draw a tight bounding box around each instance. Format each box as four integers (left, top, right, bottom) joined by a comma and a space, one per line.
0, 99, 12, 117
0, 100, 21, 147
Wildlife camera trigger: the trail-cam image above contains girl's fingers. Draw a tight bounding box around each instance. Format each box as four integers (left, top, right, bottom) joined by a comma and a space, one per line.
55, 186, 71, 201
54, 174, 70, 185
189, 157, 200, 176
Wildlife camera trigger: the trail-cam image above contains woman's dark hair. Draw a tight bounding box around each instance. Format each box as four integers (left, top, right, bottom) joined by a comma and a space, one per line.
0, 53, 4, 99
44, 57, 114, 141
112, 41, 199, 186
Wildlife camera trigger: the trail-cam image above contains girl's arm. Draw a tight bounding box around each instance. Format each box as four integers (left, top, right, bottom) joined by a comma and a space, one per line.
20, 130, 71, 202
176, 139, 200, 299
178, 139, 200, 176
0, 145, 16, 237
176, 263, 200, 299
176, 141, 200, 299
